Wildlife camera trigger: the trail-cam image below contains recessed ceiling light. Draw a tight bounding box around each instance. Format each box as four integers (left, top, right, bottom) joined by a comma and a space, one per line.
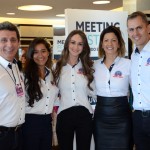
6, 13, 15, 15
18, 5, 53, 11
93, 1, 110, 4
56, 14, 65, 17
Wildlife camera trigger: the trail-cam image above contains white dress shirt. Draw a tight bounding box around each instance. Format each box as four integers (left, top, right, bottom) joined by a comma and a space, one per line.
25, 68, 59, 114
94, 57, 131, 97
57, 60, 95, 114
131, 40, 150, 110
0, 56, 25, 127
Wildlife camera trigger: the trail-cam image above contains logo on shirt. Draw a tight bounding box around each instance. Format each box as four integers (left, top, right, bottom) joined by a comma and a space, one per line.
145, 58, 150, 66
77, 68, 84, 74
113, 71, 123, 78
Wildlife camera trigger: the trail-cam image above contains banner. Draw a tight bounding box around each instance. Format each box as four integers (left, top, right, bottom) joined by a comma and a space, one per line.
53, 36, 65, 59
65, 9, 128, 58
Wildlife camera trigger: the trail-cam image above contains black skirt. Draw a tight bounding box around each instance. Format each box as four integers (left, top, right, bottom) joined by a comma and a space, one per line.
94, 96, 132, 150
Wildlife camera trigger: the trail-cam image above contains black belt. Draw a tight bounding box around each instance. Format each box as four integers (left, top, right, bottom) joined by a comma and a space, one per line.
0, 125, 22, 132
134, 110, 150, 117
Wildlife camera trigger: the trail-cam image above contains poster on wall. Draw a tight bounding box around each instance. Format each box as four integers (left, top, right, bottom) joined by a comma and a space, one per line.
65, 9, 128, 58
53, 36, 65, 59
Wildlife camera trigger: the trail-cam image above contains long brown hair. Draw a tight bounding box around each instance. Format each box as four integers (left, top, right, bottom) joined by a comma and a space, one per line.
53, 30, 94, 90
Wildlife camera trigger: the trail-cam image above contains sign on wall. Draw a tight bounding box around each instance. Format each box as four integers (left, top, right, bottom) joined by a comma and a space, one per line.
53, 36, 65, 59
65, 9, 128, 58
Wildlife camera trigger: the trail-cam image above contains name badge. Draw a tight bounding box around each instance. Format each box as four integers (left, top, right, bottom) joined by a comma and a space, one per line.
15, 84, 24, 97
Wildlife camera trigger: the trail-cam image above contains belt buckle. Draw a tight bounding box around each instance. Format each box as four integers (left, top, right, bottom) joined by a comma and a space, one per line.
142, 110, 149, 117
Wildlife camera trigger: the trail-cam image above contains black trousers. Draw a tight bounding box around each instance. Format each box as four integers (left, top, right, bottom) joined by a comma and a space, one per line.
133, 110, 150, 150
56, 106, 93, 150
22, 114, 52, 150
0, 126, 23, 150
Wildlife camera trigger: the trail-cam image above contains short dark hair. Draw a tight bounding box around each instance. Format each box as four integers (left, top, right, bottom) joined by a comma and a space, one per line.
127, 11, 149, 25
0, 21, 20, 41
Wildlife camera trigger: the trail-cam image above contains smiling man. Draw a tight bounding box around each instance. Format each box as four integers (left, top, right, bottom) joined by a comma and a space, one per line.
0, 21, 25, 150
127, 11, 150, 150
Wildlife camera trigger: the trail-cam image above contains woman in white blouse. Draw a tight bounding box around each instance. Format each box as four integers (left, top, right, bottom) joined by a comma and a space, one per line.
54, 30, 95, 150
93, 26, 132, 150
22, 38, 58, 150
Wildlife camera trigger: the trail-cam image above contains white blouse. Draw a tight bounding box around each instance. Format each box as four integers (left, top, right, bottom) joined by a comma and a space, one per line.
25, 68, 59, 115
94, 57, 131, 97
57, 60, 96, 114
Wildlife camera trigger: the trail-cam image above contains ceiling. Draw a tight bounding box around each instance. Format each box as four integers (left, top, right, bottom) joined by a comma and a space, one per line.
0, 0, 123, 20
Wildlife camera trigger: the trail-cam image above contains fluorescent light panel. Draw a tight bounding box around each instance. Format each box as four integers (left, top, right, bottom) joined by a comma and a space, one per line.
93, 1, 110, 4
18, 5, 53, 11
56, 14, 65, 17
6, 13, 15, 15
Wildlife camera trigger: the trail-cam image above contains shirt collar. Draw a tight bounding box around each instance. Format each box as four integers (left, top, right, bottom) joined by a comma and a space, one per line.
142, 40, 150, 52
135, 47, 140, 54
134, 40, 150, 54
0, 56, 17, 67
67, 58, 80, 68
101, 56, 120, 65
45, 67, 50, 77
101, 56, 105, 64
0, 56, 11, 68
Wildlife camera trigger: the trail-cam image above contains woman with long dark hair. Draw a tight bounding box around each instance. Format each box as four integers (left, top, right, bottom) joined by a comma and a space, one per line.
54, 30, 95, 150
22, 37, 58, 150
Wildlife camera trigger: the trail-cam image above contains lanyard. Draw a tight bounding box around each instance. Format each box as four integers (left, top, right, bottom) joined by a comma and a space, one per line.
0, 63, 21, 85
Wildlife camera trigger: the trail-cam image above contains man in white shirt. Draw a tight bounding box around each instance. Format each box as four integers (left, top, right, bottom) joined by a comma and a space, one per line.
127, 11, 150, 150
0, 21, 25, 150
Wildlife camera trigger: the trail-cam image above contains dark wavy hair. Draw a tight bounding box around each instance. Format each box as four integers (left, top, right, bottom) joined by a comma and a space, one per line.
99, 26, 126, 58
25, 37, 52, 107
53, 30, 94, 90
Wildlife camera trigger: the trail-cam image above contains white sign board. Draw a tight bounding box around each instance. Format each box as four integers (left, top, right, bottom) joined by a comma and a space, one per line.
53, 36, 65, 59
65, 9, 128, 57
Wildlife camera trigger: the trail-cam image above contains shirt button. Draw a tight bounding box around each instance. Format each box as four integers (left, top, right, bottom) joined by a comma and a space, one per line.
138, 93, 140, 94
74, 99, 75, 101
73, 90, 74, 92
46, 105, 48, 106
139, 102, 141, 104
72, 75, 74, 76
48, 89, 50, 91
47, 97, 49, 98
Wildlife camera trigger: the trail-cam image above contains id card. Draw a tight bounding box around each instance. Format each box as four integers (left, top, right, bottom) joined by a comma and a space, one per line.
15, 84, 24, 97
